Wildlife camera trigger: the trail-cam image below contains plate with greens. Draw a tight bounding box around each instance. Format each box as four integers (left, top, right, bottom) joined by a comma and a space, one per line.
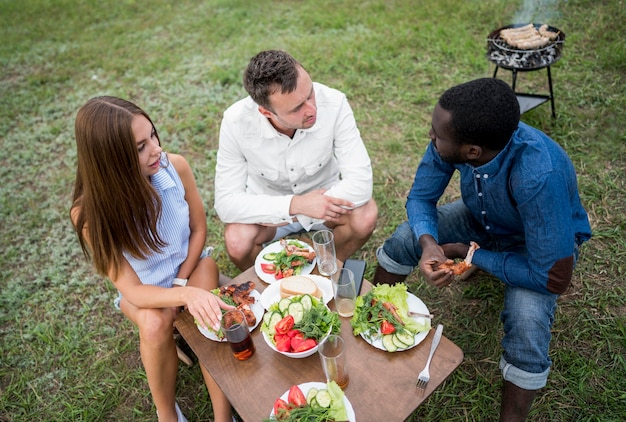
267, 381, 355, 421
255, 239, 316, 284
350, 283, 431, 352
196, 288, 264, 342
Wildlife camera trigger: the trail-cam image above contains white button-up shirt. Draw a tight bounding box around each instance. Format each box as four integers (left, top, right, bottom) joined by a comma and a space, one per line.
214, 82, 373, 230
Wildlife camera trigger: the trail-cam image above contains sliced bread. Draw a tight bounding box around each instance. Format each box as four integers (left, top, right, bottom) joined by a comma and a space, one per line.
279, 275, 322, 299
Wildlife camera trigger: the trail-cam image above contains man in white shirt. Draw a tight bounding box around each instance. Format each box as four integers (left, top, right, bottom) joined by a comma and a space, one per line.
215, 50, 378, 270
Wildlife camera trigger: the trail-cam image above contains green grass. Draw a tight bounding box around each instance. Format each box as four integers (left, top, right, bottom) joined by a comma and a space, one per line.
1, 0, 624, 420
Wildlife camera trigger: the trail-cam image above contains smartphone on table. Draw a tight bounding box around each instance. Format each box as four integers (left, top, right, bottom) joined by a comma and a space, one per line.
343, 258, 367, 295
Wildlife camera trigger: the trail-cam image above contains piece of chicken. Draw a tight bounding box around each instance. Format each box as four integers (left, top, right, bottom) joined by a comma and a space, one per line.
219, 281, 256, 305
438, 241, 480, 275
237, 303, 256, 327
279, 238, 317, 261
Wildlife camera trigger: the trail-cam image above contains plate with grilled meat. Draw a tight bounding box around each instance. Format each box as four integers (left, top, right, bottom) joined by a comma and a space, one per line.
255, 239, 316, 284
196, 281, 265, 342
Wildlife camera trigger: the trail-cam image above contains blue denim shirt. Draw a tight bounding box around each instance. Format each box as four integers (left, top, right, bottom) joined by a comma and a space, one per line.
406, 122, 591, 294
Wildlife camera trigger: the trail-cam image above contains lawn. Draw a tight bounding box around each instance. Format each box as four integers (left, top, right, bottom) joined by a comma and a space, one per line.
1, 0, 624, 421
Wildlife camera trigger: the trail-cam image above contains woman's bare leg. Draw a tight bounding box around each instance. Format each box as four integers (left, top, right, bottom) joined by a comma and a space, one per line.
121, 300, 179, 422
189, 257, 233, 421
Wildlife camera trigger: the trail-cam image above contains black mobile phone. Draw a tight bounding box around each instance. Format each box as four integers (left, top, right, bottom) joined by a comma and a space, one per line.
344, 258, 367, 295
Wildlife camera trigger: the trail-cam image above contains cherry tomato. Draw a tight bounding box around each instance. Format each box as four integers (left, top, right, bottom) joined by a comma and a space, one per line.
261, 263, 276, 274
292, 338, 317, 353
274, 334, 292, 352
287, 385, 307, 407
274, 315, 295, 335
273, 398, 291, 420
286, 329, 300, 338
289, 331, 306, 351
381, 320, 396, 335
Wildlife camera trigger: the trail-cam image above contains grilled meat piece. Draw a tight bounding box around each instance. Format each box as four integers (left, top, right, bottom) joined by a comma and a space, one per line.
237, 303, 256, 327
219, 281, 256, 305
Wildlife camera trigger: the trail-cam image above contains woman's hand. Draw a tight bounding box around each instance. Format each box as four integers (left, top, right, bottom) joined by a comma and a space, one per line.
184, 288, 235, 331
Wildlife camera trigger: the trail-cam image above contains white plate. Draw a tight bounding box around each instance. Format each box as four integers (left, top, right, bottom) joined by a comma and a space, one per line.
360, 292, 431, 352
260, 275, 333, 310
254, 240, 316, 284
196, 290, 264, 342
269, 382, 356, 421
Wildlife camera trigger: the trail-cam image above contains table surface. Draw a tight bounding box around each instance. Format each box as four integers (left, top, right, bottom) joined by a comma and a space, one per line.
174, 266, 464, 422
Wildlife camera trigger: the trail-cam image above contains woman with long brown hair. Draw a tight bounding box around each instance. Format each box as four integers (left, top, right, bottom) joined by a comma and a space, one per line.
70, 96, 234, 422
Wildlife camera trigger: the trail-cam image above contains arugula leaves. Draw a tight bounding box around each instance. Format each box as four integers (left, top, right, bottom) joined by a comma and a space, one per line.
295, 301, 340, 341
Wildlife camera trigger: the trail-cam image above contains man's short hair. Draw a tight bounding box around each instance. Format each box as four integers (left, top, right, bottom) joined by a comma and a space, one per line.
243, 50, 302, 111
438, 78, 520, 150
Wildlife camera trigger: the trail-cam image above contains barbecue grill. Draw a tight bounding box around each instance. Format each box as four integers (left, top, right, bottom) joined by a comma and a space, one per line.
487, 23, 566, 117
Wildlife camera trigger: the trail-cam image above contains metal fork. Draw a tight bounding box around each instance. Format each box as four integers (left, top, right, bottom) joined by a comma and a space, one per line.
416, 324, 444, 389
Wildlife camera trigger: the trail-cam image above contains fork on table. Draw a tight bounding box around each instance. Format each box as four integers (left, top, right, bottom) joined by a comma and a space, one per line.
416, 324, 444, 390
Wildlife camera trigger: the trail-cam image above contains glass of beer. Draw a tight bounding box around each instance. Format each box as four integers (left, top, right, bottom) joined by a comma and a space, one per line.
221, 309, 255, 360
331, 268, 356, 317
312, 230, 337, 277
318, 335, 349, 389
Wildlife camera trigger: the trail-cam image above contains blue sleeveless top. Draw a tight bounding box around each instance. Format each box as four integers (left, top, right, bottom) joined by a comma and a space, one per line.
122, 153, 190, 289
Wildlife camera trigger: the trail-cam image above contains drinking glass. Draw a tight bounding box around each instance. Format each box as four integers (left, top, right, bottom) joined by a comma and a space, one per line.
220, 309, 255, 360
318, 334, 349, 389
331, 268, 356, 317
312, 230, 337, 277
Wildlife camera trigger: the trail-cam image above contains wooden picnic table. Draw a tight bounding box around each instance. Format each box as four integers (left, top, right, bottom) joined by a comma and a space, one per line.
174, 266, 463, 422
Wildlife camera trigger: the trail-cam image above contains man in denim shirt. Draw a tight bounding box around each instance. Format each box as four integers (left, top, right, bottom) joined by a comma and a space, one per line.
374, 78, 591, 421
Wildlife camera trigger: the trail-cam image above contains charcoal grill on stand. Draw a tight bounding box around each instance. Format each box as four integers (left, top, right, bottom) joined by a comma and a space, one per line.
487, 24, 565, 118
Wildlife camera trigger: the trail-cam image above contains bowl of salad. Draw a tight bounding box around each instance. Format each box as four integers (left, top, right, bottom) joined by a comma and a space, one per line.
261, 294, 340, 358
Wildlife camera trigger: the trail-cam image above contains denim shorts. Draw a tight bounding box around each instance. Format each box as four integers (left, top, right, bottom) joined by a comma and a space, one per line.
271, 221, 329, 242
376, 200, 559, 389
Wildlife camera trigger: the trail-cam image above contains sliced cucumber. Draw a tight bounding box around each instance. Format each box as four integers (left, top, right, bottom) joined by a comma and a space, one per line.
262, 311, 272, 326
314, 389, 332, 408
299, 294, 313, 311
278, 297, 292, 314
392, 333, 408, 349
266, 312, 283, 335
394, 330, 415, 347
288, 302, 305, 324
382, 334, 398, 352
306, 387, 319, 404
263, 252, 278, 260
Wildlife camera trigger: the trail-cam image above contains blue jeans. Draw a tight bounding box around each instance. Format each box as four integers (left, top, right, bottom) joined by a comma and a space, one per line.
376, 200, 558, 389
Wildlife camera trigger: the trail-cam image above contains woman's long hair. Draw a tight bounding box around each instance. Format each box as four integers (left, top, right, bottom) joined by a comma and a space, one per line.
70, 96, 165, 279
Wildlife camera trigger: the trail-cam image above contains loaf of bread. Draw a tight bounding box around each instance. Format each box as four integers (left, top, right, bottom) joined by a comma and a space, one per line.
279, 275, 322, 299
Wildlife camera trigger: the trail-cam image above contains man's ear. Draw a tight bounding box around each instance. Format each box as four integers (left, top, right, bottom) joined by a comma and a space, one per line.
258, 106, 273, 119
465, 144, 482, 160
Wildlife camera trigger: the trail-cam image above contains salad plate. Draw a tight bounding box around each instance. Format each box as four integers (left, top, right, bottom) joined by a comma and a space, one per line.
260, 275, 333, 310
269, 382, 356, 421
254, 240, 316, 284
196, 289, 264, 342
359, 292, 431, 352
261, 294, 338, 358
